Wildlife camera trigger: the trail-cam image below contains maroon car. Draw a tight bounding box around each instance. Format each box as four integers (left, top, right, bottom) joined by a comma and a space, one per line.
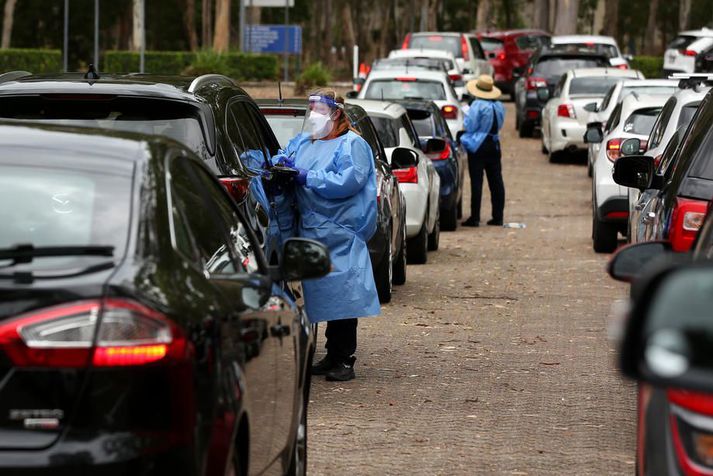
477, 29, 551, 96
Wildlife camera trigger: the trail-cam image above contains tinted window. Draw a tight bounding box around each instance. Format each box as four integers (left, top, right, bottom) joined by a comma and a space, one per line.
0, 154, 132, 272
668, 35, 698, 50
648, 97, 676, 149
657, 127, 685, 175
229, 102, 269, 173
370, 116, 400, 148
262, 110, 305, 148
410, 34, 462, 58
606, 103, 622, 132
480, 37, 504, 51
599, 85, 616, 111
364, 79, 446, 101
533, 58, 605, 80
372, 58, 446, 73
401, 114, 420, 146
685, 104, 713, 180
623, 108, 661, 135
568, 77, 623, 96
678, 103, 700, 130
411, 113, 436, 137
468, 37, 486, 59
516, 35, 548, 51
560, 43, 618, 58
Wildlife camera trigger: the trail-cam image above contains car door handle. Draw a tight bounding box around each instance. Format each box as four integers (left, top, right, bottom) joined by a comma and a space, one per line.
634, 202, 645, 211
643, 212, 656, 224
270, 324, 290, 338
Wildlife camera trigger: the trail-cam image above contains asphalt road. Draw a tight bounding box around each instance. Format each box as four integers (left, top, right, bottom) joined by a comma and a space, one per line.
305, 102, 635, 475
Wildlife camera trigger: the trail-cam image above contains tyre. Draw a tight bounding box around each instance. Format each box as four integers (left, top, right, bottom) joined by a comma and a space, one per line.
392, 223, 407, 285
519, 121, 533, 138
548, 149, 561, 163
592, 215, 618, 253
286, 389, 308, 476
407, 221, 428, 264
457, 198, 463, 219
440, 204, 458, 231
515, 111, 521, 131
374, 236, 393, 303
428, 211, 440, 251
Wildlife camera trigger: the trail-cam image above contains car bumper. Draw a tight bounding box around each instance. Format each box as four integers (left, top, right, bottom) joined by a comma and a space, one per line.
522, 94, 545, 124
400, 183, 428, 237
549, 121, 587, 152
597, 196, 629, 222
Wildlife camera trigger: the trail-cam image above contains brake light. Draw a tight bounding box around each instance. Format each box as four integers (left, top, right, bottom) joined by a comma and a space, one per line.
441, 105, 458, 120
448, 73, 463, 82
526, 77, 547, 90
606, 138, 622, 161
219, 177, 250, 204
0, 299, 188, 368
496, 51, 506, 61
668, 389, 713, 475
669, 197, 708, 252
682, 49, 698, 57
428, 142, 451, 161
461, 36, 470, 61
429, 35, 443, 42
396, 77, 417, 82
557, 104, 576, 119
401, 33, 411, 49
605, 211, 629, 219
394, 166, 418, 184
615, 64, 629, 70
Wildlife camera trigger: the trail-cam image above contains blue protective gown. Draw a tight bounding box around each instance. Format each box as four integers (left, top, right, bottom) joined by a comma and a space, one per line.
461, 99, 505, 154
276, 131, 381, 323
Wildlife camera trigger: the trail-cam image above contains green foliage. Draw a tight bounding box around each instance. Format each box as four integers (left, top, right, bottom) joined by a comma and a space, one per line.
631, 56, 664, 79
103, 50, 278, 81
296, 62, 332, 95
0, 49, 61, 74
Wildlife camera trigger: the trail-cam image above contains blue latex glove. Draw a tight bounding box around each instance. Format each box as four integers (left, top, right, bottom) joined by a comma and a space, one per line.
272, 153, 295, 168
295, 168, 308, 186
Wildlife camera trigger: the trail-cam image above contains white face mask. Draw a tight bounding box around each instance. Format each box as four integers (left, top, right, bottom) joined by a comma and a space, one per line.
307, 111, 333, 139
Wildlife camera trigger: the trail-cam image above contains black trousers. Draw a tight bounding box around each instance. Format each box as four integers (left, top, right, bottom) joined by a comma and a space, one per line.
325, 318, 358, 362
468, 143, 505, 223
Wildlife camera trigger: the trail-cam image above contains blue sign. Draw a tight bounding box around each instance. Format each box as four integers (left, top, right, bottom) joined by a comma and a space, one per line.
244, 25, 302, 55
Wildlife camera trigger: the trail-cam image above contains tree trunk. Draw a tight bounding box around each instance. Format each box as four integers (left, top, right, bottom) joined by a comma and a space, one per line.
679, 0, 691, 31
341, 1, 356, 49
1, 0, 17, 49
323, 0, 333, 66
602, 0, 618, 40
644, 0, 659, 55
427, 0, 439, 31
213, 0, 230, 52
476, 0, 492, 31
131, 0, 143, 52
182, 0, 199, 51
202, 0, 212, 49
379, 1, 393, 57
553, 0, 579, 35
533, 0, 549, 31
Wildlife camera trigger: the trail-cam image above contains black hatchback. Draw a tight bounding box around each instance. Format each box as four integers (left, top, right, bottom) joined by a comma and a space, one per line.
0, 122, 328, 475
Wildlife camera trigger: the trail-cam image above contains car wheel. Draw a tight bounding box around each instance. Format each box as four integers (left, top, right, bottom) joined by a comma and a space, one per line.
457, 198, 463, 219
592, 215, 618, 253
428, 211, 440, 251
515, 112, 521, 131
440, 204, 458, 231
548, 149, 561, 163
374, 235, 393, 303
519, 121, 533, 138
392, 223, 407, 285
407, 220, 428, 264
286, 390, 308, 476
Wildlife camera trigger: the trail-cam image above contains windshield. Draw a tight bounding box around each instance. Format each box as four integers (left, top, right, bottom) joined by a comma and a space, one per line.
623, 108, 662, 135
410, 35, 462, 58
569, 77, 622, 96
262, 112, 304, 148
668, 35, 698, 50
365, 79, 446, 101
0, 155, 132, 272
370, 117, 400, 148
534, 58, 604, 81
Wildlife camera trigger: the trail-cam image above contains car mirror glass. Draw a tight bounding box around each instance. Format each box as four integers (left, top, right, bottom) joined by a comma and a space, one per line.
536, 87, 550, 102
584, 126, 603, 144
607, 242, 671, 282
281, 238, 331, 281
621, 138, 641, 156
612, 155, 654, 191
391, 147, 419, 169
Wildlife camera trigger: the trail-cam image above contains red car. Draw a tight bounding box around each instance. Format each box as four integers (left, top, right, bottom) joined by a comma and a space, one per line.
477, 29, 551, 96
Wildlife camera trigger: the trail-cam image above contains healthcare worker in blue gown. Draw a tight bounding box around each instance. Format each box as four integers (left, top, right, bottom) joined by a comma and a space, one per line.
272, 90, 380, 382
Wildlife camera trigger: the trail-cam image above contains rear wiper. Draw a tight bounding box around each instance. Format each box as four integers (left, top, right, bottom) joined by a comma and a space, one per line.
403, 96, 426, 100
0, 244, 114, 266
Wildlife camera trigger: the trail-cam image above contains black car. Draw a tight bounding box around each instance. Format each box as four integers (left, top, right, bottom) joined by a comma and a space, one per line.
396, 99, 466, 230
256, 99, 409, 304
0, 121, 328, 475
513, 47, 609, 137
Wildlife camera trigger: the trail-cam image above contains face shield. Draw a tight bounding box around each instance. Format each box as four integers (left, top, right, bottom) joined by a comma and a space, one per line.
302, 94, 343, 139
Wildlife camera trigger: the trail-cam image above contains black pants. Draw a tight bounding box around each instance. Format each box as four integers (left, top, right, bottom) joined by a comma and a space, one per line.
325, 319, 358, 363
468, 144, 505, 223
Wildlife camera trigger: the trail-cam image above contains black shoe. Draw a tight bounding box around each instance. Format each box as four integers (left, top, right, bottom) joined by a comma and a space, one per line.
462, 217, 480, 227
311, 355, 335, 376
487, 219, 503, 226
325, 357, 356, 382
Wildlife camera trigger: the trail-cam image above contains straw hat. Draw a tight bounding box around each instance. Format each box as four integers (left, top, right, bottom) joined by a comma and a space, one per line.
467, 74, 502, 100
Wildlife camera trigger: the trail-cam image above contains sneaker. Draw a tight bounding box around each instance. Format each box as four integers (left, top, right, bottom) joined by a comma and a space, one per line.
325, 357, 356, 382
462, 217, 480, 227
486, 219, 503, 226
311, 355, 335, 376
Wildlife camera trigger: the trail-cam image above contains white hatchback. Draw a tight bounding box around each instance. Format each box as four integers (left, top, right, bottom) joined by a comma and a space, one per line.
388, 48, 466, 98
664, 29, 713, 74
551, 35, 630, 68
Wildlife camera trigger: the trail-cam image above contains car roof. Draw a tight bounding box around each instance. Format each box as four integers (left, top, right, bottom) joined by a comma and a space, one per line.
673, 85, 712, 102
345, 99, 407, 119
477, 29, 549, 38
365, 70, 449, 81
536, 47, 609, 60
552, 35, 617, 45
620, 79, 679, 88
389, 48, 455, 60
255, 98, 308, 109
620, 93, 668, 113
411, 31, 462, 38
678, 28, 713, 37
569, 68, 641, 78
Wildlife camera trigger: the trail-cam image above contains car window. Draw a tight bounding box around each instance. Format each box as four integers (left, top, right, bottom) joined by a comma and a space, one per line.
533, 58, 606, 81
468, 36, 486, 59
410, 34, 462, 58
554, 75, 567, 97
648, 97, 676, 149
352, 115, 385, 164
560, 43, 618, 58
606, 103, 622, 132
364, 79, 446, 101
670, 95, 713, 181
480, 37, 504, 52
401, 114, 421, 146
228, 101, 269, 174
668, 35, 698, 50
599, 85, 616, 111
261, 109, 305, 149
678, 102, 700, 130
516, 35, 545, 51
657, 128, 684, 176
370, 116, 400, 148
410, 112, 436, 137
568, 77, 623, 96
622, 107, 662, 136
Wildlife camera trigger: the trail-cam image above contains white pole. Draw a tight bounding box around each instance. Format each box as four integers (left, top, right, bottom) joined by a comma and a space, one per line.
139, 0, 145, 73
94, 0, 99, 70
63, 0, 69, 72
353, 45, 358, 83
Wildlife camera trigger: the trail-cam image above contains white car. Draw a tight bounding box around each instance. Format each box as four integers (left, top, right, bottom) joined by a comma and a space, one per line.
347, 99, 441, 264
551, 35, 630, 68
588, 94, 668, 252
357, 69, 465, 138
585, 79, 678, 175
664, 28, 713, 75
541, 67, 642, 161
388, 48, 466, 98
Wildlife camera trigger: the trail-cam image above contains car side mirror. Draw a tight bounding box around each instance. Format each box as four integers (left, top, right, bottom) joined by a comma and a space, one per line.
583, 102, 599, 113
391, 147, 419, 169
346, 90, 359, 99
619, 264, 713, 393
583, 124, 603, 144
424, 137, 447, 154
536, 87, 550, 102
460, 92, 474, 103
620, 138, 642, 156
607, 241, 672, 282
279, 238, 331, 281
612, 155, 654, 191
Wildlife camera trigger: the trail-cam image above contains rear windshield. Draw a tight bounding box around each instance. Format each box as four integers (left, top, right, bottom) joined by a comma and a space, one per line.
479, 37, 504, 52
668, 35, 698, 50
623, 108, 662, 135
534, 58, 605, 80
678, 103, 700, 130
0, 156, 132, 272
410, 35, 462, 58
365, 79, 446, 101
370, 117, 400, 148
619, 85, 678, 99
568, 77, 623, 96
0, 97, 209, 156
372, 58, 446, 73
558, 43, 618, 58
516, 35, 549, 51
262, 111, 304, 148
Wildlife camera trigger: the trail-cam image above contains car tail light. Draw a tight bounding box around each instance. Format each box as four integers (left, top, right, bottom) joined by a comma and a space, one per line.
668, 389, 713, 475
219, 177, 250, 204
497, 50, 506, 61
448, 73, 463, 82
461, 36, 470, 61
640, 139, 648, 152
606, 138, 622, 161
428, 142, 451, 161
669, 197, 708, 252
682, 49, 698, 57
401, 33, 411, 49
526, 110, 540, 120
0, 299, 188, 368
526, 77, 547, 90
396, 77, 417, 82
605, 211, 628, 219
394, 166, 418, 184
557, 104, 576, 119
615, 64, 629, 69
441, 105, 458, 120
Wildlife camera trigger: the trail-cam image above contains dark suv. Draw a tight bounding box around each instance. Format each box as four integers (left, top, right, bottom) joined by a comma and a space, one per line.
514, 47, 609, 137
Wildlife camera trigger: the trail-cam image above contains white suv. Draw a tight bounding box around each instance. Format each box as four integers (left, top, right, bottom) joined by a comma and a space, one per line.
587, 94, 668, 252
550, 35, 630, 68
664, 28, 713, 75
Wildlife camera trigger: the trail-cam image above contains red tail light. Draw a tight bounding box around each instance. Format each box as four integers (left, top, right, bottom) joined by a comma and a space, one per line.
668, 389, 713, 475
440, 105, 458, 120
606, 138, 622, 161
526, 77, 547, 90
219, 177, 250, 204
557, 104, 576, 119
461, 36, 470, 61
669, 197, 708, 252
682, 49, 698, 57
497, 51, 506, 61
394, 166, 418, 184
604, 211, 629, 219
0, 299, 189, 368
396, 77, 417, 82
615, 64, 629, 70
448, 73, 463, 82
401, 33, 411, 49
428, 142, 451, 161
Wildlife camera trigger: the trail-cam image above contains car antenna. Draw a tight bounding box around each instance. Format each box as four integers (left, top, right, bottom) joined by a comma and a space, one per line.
278, 81, 283, 104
